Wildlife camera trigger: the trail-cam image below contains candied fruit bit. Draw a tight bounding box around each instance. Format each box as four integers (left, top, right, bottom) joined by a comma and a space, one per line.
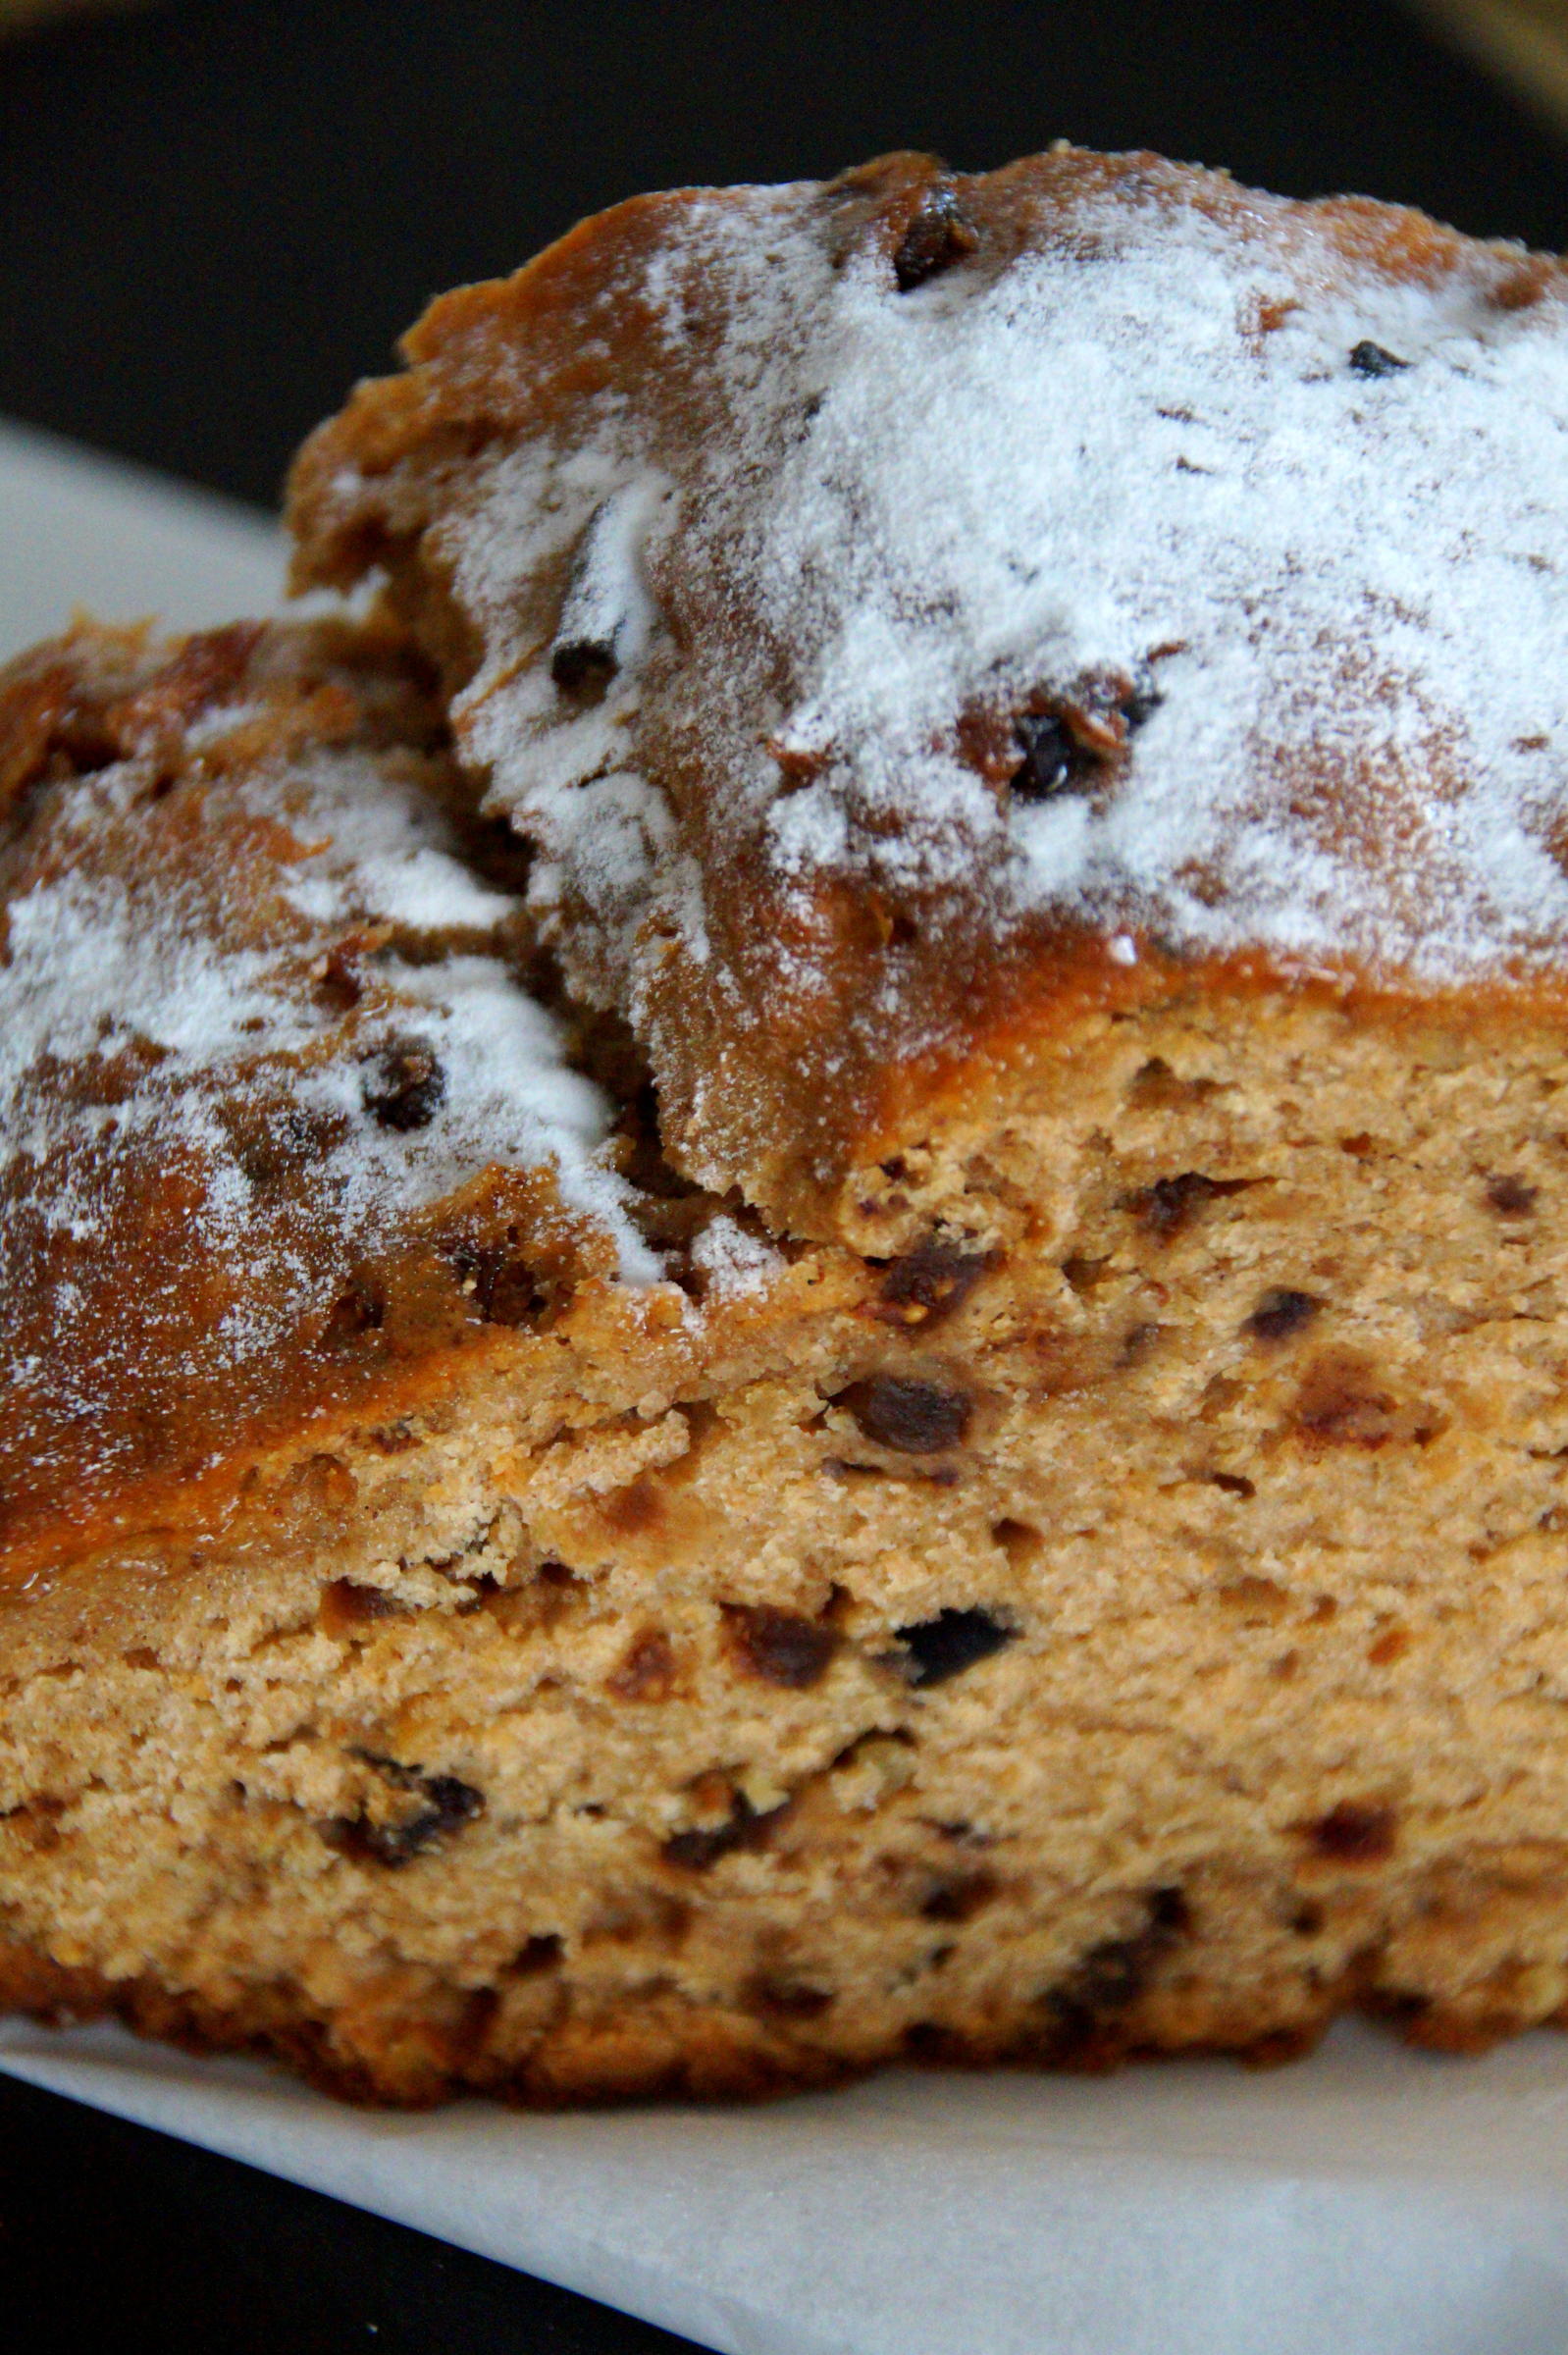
325, 1755, 484, 1867
319, 1579, 406, 1637
1046, 1887, 1190, 2030
1012, 713, 1093, 802
840, 1375, 972, 1453
897, 1606, 1015, 1686
607, 1629, 676, 1701
729, 1605, 838, 1689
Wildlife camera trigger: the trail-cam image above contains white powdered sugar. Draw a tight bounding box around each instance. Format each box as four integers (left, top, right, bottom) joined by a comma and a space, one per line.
434, 160, 1568, 999
688, 1213, 787, 1298
0, 730, 660, 1389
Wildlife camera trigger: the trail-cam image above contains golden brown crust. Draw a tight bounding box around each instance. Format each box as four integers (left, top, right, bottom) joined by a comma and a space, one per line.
287, 147, 1568, 1237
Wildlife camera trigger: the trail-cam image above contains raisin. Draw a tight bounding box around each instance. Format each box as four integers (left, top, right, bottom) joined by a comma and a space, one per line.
730, 1605, 838, 1689
1486, 1174, 1538, 1217
1132, 1171, 1251, 1238
549, 637, 619, 692
918, 1869, 999, 1923
1349, 340, 1410, 378
1246, 1287, 1321, 1341
749, 1973, 833, 2019
840, 1375, 972, 1453
512, 1933, 563, 1974
1012, 713, 1094, 802
1308, 1801, 1395, 1862
874, 1236, 996, 1327
897, 1606, 1015, 1686
362, 1039, 445, 1131
325, 1757, 483, 1868
1046, 1887, 1190, 2033
662, 1792, 787, 1872
893, 185, 978, 290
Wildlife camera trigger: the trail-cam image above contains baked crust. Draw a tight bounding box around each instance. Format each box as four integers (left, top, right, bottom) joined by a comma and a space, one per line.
289, 147, 1568, 1238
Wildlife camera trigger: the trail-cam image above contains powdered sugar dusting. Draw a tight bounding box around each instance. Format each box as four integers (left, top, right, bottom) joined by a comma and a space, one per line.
434, 159, 1568, 1000
689, 1213, 786, 1297
0, 735, 660, 1356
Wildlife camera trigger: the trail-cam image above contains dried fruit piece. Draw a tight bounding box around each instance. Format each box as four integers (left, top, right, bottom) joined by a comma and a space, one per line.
897, 1606, 1015, 1686
730, 1605, 839, 1689
1349, 340, 1410, 378
893, 185, 979, 290
361, 1038, 445, 1131
841, 1375, 972, 1452
874, 1236, 995, 1327
1247, 1288, 1322, 1341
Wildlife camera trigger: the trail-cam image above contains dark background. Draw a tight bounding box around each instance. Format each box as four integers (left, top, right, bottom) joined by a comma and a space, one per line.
3, 0, 1568, 510
1, 2, 1563, 2349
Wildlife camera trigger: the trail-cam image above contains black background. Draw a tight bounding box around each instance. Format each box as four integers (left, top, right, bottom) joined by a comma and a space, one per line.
1, 3, 1564, 2349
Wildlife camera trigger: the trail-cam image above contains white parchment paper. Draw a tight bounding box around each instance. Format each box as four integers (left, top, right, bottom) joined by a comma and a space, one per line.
5, 418, 1568, 2355
3, 2017, 1568, 2354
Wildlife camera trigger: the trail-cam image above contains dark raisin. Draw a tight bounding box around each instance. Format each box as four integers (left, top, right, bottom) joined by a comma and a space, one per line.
362, 1039, 445, 1132
730, 1606, 838, 1690
1046, 1887, 1190, 2033
325, 1764, 483, 1868
1349, 340, 1410, 378
750, 1973, 833, 2019
511, 1933, 563, 1974
897, 1606, 1015, 1687
893, 185, 978, 290
1486, 1174, 1539, 1217
549, 637, 619, 692
1308, 1801, 1395, 1862
661, 1792, 787, 1872
1247, 1288, 1322, 1342
840, 1375, 972, 1453
1208, 1471, 1256, 1497
1011, 713, 1095, 802
874, 1236, 996, 1327
918, 1869, 999, 1923
1132, 1171, 1251, 1238
1122, 683, 1164, 731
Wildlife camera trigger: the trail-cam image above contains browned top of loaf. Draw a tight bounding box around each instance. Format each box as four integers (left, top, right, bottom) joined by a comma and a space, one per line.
289, 147, 1568, 1235
0, 618, 690, 1587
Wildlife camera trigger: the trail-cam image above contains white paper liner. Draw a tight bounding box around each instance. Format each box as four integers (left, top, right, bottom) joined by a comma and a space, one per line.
0, 415, 285, 655
4, 2017, 1568, 2353
8, 419, 1568, 2355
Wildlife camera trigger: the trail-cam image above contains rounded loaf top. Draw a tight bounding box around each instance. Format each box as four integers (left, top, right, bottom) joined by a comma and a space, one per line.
290, 149, 1568, 1218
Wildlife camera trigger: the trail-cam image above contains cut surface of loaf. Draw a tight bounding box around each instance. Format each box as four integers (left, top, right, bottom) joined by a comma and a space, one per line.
10, 152, 1568, 2103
